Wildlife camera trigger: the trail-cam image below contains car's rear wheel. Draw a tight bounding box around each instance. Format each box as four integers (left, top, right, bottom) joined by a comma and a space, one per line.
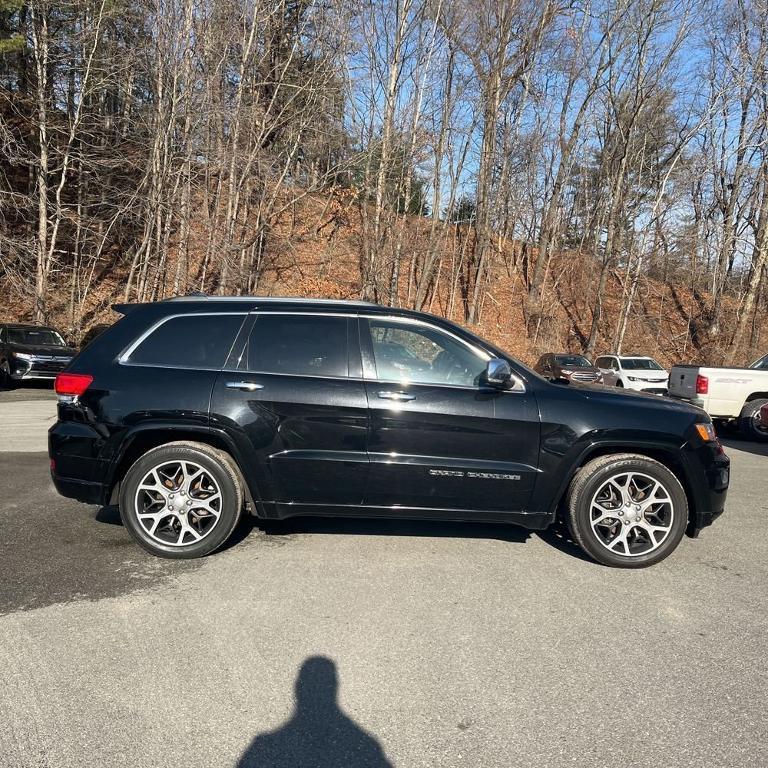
738, 398, 768, 442
566, 454, 688, 568
119, 441, 243, 559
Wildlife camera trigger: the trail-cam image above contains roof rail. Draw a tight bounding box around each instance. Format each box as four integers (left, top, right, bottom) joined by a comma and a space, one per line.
162, 294, 380, 307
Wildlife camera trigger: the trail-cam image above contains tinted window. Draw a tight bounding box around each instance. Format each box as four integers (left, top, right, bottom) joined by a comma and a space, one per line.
128, 314, 244, 369
621, 358, 663, 370
367, 319, 486, 387
751, 354, 768, 370
246, 314, 349, 377
554, 355, 592, 367
7, 328, 65, 346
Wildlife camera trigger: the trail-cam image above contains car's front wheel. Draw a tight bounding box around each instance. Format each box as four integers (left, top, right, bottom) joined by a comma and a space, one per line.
566, 454, 688, 568
119, 441, 243, 558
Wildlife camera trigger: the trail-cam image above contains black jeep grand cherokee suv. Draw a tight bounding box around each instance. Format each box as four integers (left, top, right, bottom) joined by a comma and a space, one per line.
49, 296, 729, 567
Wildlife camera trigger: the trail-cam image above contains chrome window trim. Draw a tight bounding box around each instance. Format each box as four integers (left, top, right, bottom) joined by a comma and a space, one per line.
222, 369, 366, 383
119, 312, 248, 369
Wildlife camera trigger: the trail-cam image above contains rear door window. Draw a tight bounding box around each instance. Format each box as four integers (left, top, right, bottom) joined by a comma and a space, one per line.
245, 314, 350, 378
126, 314, 245, 369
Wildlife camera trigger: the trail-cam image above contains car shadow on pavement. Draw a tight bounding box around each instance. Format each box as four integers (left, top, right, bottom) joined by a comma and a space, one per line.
254, 515, 531, 543
535, 519, 594, 563
237, 656, 393, 768
720, 437, 768, 458
0, 379, 53, 392
96, 505, 595, 562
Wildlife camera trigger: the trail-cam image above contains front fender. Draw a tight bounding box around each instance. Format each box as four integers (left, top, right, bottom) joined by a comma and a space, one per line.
531, 428, 687, 520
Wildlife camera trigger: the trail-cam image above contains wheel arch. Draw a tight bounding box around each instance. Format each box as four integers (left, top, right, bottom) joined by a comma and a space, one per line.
552, 442, 698, 535
744, 392, 768, 404
107, 425, 261, 513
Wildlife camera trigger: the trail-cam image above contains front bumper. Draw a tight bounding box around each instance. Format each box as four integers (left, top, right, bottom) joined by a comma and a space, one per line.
11, 358, 72, 380
684, 445, 730, 536
625, 381, 669, 395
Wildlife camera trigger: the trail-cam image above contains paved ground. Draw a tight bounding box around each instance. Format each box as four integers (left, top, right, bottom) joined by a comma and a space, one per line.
0, 387, 767, 767
0, 385, 57, 451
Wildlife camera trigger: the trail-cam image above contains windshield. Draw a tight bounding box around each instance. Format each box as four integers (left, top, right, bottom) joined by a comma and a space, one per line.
7, 328, 66, 346
621, 358, 663, 370
554, 355, 592, 367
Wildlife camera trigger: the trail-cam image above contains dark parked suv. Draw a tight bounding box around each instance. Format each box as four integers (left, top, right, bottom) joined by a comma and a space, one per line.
49, 297, 730, 567
0, 323, 77, 385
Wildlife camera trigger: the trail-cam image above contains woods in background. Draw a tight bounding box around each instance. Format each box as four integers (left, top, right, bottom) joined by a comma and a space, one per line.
1, 0, 767, 363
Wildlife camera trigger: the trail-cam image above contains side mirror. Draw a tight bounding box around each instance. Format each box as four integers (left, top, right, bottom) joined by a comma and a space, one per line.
485, 358, 513, 388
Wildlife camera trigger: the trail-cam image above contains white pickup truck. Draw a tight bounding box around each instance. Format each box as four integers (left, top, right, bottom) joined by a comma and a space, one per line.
668, 354, 768, 440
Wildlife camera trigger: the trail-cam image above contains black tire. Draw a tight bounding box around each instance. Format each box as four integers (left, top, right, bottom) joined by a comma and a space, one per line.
566, 453, 688, 568
119, 441, 243, 559
0, 360, 15, 389
737, 398, 768, 442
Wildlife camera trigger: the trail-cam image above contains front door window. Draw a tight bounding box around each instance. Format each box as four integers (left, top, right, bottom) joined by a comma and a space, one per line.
367, 319, 487, 388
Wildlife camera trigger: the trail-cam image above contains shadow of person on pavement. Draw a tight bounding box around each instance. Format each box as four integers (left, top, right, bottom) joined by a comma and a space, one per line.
237, 656, 393, 768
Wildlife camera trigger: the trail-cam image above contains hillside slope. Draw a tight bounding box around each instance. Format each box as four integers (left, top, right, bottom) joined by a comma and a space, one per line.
1, 192, 762, 368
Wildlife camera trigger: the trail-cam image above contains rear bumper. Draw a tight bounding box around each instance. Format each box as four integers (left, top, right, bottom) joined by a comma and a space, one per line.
49, 420, 110, 505
51, 473, 106, 505
668, 393, 707, 409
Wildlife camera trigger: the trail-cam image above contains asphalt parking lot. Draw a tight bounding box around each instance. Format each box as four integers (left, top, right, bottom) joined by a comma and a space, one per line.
0, 386, 766, 768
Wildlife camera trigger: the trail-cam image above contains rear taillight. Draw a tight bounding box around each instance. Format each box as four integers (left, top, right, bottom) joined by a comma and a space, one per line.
696, 375, 708, 395
55, 372, 93, 396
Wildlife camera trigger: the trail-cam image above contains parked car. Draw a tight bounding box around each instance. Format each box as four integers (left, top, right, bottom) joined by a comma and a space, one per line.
49, 296, 729, 568
80, 323, 110, 349
0, 323, 77, 385
668, 354, 768, 441
595, 354, 669, 394
534, 353, 603, 385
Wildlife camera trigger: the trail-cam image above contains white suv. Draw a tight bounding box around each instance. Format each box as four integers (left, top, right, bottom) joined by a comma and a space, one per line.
594, 355, 669, 394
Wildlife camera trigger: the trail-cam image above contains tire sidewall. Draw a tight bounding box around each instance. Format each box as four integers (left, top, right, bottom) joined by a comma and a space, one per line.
119, 445, 241, 558
572, 458, 688, 568
0, 360, 14, 388
739, 399, 768, 442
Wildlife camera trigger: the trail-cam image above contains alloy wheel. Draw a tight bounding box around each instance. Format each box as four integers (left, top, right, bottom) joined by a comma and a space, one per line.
589, 471, 674, 557
751, 409, 768, 435
134, 460, 222, 546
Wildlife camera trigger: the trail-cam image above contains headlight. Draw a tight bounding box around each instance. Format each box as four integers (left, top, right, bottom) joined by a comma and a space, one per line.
12, 352, 35, 361
695, 422, 717, 442
627, 376, 638, 381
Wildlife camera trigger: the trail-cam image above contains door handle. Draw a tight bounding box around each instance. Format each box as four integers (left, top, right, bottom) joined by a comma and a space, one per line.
225, 381, 263, 392
377, 391, 415, 401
